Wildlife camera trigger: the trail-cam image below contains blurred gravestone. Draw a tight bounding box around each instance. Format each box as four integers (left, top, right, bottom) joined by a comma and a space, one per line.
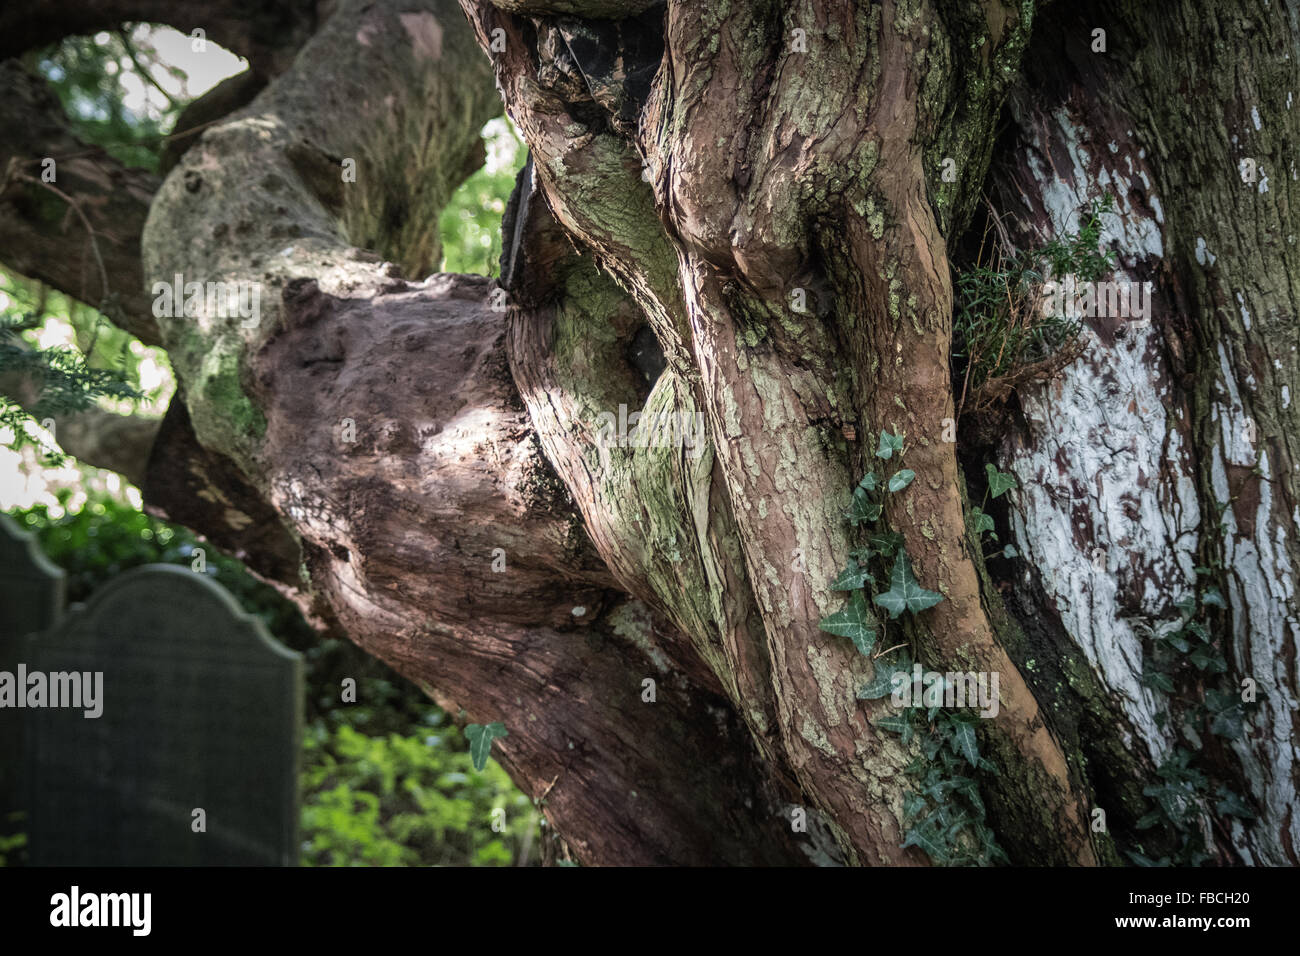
0, 514, 65, 836
24, 564, 302, 865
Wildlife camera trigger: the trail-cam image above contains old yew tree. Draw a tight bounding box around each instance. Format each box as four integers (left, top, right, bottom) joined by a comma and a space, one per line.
2, 0, 1297, 867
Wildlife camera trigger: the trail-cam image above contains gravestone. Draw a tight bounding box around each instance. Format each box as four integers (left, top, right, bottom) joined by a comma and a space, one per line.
0, 514, 65, 831
24, 564, 303, 865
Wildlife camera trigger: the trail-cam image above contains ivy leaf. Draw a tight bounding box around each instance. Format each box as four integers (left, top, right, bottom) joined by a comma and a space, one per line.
1215, 787, 1255, 819
873, 549, 944, 619
857, 655, 909, 700
866, 531, 905, 558
1001, 544, 1018, 559
857, 473, 880, 493
876, 714, 911, 739
847, 487, 882, 526
830, 562, 872, 591
856, 674, 894, 701
887, 469, 916, 493
901, 821, 948, 862
902, 791, 928, 819
950, 721, 980, 768
1174, 594, 1197, 617
923, 728, 944, 756
935, 802, 969, 835
1144, 782, 1192, 823
876, 430, 905, 460
818, 590, 877, 656
1210, 708, 1245, 740
464, 722, 508, 772
1141, 670, 1175, 693
958, 777, 987, 819
951, 775, 982, 811
984, 463, 1018, 498
1202, 588, 1227, 609
1188, 644, 1224, 672
1205, 689, 1237, 713
969, 507, 996, 535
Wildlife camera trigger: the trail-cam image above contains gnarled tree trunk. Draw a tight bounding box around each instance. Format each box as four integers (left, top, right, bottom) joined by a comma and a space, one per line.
2, 0, 1295, 865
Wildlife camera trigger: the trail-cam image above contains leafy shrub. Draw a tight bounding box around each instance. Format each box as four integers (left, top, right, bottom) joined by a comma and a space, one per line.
301, 722, 536, 867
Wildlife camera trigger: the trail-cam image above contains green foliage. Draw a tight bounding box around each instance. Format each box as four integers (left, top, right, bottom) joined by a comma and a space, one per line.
820, 435, 1004, 864
819, 429, 944, 654
464, 722, 508, 773
0, 312, 141, 462
873, 551, 944, 620
7, 494, 538, 866
818, 590, 877, 656
855, 652, 907, 701
952, 197, 1117, 416
301, 722, 535, 867
2, 266, 171, 465
866, 643, 1004, 867
887, 469, 915, 493
968, 463, 1018, 563
0, 828, 26, 867
829, 562, 872, 592
983, 463, 1017, 499
1128, 750, 1211, 867
1126, 583, 1260, 866
5, 28, 203, 451
847, 480, 883, 526
963, 463, 1255, 868
438, 119, 525, 276
880, 698, 1007, 867
1038, 197, 1117, 283
1, 27, 194, 450
876, 430, 905, 460
968, 507, 995, 536
35, 27, 187, 172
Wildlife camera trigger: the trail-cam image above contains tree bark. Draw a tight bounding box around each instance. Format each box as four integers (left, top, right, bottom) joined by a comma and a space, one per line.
455, 0, 1096, 864
132, 0, 815, 866
4, 0, 1297, 865
977, 0, 1300, 865
0, 61, 161, 345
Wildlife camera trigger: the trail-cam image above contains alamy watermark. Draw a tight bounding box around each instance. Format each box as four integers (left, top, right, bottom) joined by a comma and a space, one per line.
50, 886, 150, 936
0, 664, 102, 718
152, 273, 261, 328
890, 664, 1000, 718
1039, 274, 1153, 325
594, 404, 707, 459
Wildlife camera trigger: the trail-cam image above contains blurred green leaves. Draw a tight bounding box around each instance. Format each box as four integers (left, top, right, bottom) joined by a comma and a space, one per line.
9, 493, 540, 866
438, 119, 524, 276
301, 722, 534, 867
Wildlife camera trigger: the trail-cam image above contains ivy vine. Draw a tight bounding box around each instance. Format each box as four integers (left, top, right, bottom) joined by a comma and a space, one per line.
819, 431, 1006, 865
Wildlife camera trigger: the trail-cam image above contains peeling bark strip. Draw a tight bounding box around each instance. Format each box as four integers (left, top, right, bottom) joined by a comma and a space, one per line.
6, 0, 1296, 865
988, 0, 1300, 865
